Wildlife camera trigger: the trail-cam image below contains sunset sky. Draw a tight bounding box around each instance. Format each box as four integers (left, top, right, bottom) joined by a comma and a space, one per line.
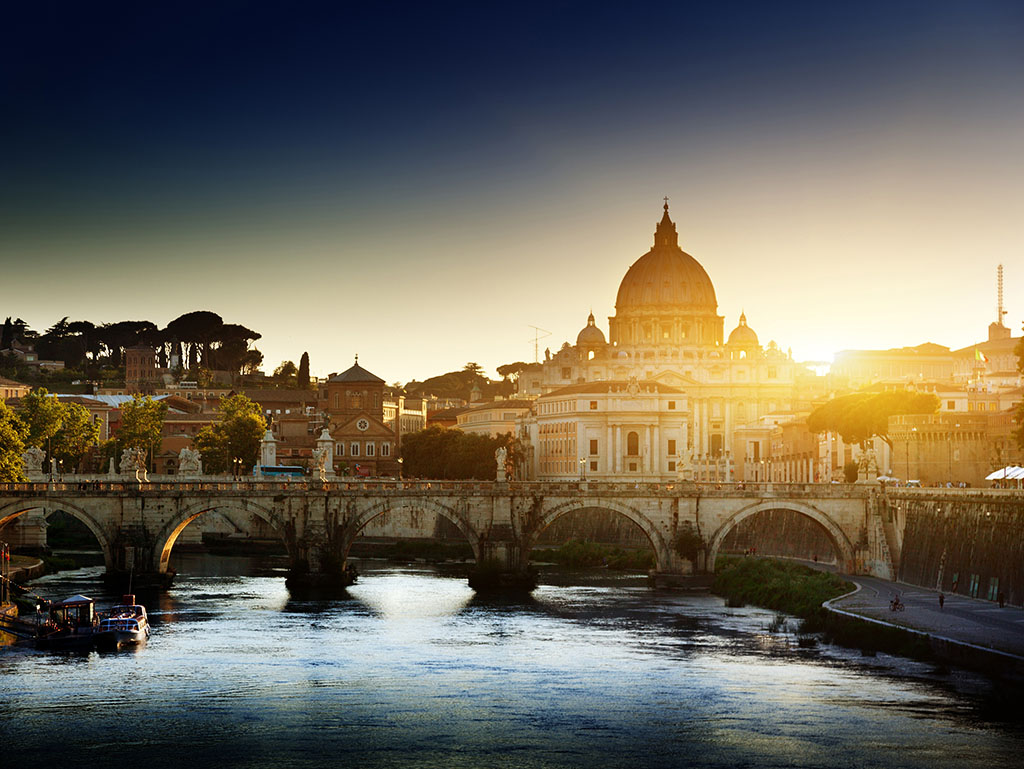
2, 1, 1022, 384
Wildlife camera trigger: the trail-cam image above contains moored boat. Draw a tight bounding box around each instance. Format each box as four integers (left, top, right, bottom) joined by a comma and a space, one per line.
95, 594, 150, 649
35, 594, 100, 651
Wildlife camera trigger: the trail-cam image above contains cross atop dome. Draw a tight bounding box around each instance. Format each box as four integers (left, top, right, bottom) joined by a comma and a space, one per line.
655, 199, 678, 248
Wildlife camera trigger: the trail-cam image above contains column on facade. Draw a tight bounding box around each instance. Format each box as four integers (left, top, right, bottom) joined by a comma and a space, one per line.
692, 400, 701, 454
606, 425, 613, 477
614, 425, 622, 474
724, 399, 732, 455
652, 424, 660, 477
643, 426, 651, 475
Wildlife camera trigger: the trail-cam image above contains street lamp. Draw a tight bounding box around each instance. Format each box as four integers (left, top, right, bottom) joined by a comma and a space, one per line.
397, 456, 404, 481
579, 457, 586, 481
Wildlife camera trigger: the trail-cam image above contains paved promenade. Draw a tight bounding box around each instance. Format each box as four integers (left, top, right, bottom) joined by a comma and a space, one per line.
830, 573, 1024, 660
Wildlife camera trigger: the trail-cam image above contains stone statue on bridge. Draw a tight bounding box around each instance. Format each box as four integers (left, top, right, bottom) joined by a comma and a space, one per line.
677, 446, 694, 482
22, 446, 46, 479
177, 447, 202, 477
495, 446, 507, 482
119, 447, 148, 478
311, 446, 328, 479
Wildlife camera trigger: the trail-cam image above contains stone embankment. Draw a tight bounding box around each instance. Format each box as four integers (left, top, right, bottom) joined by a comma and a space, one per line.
826, 574, 1024, 681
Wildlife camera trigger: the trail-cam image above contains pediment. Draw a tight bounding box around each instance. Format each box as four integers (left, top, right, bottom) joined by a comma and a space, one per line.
330, 412, 394, 438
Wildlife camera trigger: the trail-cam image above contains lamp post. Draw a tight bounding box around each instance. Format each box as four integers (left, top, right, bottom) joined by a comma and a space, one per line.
397, 456, 404, 481
579, 457, 586, 481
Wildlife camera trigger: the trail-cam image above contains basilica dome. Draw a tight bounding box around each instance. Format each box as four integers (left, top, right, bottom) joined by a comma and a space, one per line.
614, 203, 718, 313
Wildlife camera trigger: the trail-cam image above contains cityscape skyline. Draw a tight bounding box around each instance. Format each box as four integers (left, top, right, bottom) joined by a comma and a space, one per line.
3, 2, 1022, 384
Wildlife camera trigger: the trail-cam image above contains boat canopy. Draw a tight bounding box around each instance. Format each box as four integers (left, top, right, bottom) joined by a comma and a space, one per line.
54, 594, 95, 606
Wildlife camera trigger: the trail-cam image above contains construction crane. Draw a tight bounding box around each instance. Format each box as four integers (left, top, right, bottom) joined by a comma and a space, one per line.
528, 325, 551, 363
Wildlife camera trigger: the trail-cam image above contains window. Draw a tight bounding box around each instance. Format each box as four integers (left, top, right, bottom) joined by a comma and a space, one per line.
350, 442, 360, 457
590, 401, 598, 410
336, 443, 344, 456
629, 461, 638, 471
668, 439, 676, 455
668, 401, 676, 410
366, 443, 375, 456
947, 400, 955, 410
590, 460, 597, 471
768, 367, 777, 378
627, 431, 639, 456
589, 439, 598, 455
381, 443, 390, 457
561, 367, 572, 379
968, 573, 980, 598
668, 461, 676, 471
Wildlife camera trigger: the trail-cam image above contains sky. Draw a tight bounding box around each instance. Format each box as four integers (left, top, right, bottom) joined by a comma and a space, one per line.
2, 1, 1022, 384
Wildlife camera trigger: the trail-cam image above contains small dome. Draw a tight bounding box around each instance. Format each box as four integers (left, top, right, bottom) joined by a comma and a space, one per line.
576, 312, 607, 347
727, 312, 758, 346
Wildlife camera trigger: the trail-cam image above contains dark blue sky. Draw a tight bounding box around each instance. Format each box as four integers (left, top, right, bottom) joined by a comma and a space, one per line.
3, 1, 1022, 379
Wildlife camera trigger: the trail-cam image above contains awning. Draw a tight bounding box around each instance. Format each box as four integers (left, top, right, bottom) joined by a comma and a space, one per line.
985, 466, 1024, 480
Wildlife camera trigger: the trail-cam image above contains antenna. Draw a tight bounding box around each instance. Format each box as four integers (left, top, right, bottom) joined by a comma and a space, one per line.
527, 325, 551, 363
997, 264, 1006, 326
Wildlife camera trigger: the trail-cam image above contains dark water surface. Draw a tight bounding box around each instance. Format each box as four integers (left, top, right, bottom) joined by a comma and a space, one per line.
2, 554, 1022, 768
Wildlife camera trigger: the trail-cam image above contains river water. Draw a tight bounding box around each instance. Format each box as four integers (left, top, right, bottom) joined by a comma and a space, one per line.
2, 553, 1022, 768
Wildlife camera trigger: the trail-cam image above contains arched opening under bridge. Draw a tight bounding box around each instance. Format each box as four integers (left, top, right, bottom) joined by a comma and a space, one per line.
154, 501, 287, 576
526, 503, 669, 574
342, 500, 481, 566
707, 502, 855, 574
0, 500, 113, 570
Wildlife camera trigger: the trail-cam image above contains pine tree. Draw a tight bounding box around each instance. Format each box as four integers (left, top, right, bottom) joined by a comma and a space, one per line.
298, 352, 310, 389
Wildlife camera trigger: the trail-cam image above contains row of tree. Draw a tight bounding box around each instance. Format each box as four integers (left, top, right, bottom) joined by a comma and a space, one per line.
0, 390, 268, 482
1, 311, 264, 378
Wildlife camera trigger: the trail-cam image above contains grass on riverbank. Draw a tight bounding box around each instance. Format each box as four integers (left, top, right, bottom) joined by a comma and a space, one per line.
713, 557, 934, 660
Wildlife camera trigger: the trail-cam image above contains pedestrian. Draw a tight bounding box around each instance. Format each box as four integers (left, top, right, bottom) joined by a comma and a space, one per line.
938, 592, 945, 611
998, 592, 1005, 608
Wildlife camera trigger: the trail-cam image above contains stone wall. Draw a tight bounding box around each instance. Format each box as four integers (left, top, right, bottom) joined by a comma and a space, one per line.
895, 496, 1023, 606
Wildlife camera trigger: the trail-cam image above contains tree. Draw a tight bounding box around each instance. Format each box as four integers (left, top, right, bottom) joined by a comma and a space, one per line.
50, 401, 100, 471
806, 391, 940, 448
16, 388, 65, 448
193, 394, 266, 474
1, 317, 12, 350
400, 427, 516, 480
118, 395, 168, 468
0, 401, 27, 482
273, 360, 298, 387
164, 311, 224, 369
297, 352, 310, 389
15, 388, 99, 470
463, 362, 483, 377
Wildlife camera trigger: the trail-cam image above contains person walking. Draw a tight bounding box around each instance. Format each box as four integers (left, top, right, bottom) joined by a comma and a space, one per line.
938, 592, 945, 611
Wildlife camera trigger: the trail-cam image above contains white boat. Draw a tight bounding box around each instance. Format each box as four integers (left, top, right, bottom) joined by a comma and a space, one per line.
95, 594, 150, 649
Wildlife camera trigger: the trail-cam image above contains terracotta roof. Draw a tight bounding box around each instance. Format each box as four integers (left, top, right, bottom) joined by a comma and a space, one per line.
328, 362, 385, 384
0, 376, 29, 387
462, 399, 534, 413
243, 389, 319, 403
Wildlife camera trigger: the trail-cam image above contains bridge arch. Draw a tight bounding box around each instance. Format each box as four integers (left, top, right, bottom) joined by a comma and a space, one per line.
0, 498, 115, 569
342, 498, 481, 562
527, 499, 673, 571
153, 499, 286, 574
706, 500, 856, 573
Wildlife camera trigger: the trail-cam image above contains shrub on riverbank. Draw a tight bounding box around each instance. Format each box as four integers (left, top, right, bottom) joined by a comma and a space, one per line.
713, 557, 853, 617
713, 557, 933, 660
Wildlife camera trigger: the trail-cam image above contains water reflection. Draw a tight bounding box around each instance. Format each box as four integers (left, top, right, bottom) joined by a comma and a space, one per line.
2, 555, 1022, 769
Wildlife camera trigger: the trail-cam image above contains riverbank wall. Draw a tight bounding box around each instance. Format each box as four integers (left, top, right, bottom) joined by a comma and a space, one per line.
886, 493, 1023, 606
824, 587, 1024, 683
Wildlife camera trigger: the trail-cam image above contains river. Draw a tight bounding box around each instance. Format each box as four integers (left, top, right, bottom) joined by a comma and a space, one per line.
2, 553, 1022, 768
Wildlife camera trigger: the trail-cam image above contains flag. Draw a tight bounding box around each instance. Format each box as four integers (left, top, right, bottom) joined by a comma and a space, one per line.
975, 348, 989, 364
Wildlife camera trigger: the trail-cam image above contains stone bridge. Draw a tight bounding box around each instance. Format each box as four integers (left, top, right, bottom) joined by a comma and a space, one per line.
0, 478, 925, 591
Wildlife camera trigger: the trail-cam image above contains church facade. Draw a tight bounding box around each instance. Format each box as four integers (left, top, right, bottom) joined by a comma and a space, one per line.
522, 203, 814, 481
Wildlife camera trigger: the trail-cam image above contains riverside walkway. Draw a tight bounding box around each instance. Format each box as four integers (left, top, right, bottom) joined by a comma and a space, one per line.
829, 573, 1024, 661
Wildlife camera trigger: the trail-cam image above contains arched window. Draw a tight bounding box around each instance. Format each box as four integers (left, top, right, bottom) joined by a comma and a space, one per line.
333, 392, 340, 409
627, 431, 639, 456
